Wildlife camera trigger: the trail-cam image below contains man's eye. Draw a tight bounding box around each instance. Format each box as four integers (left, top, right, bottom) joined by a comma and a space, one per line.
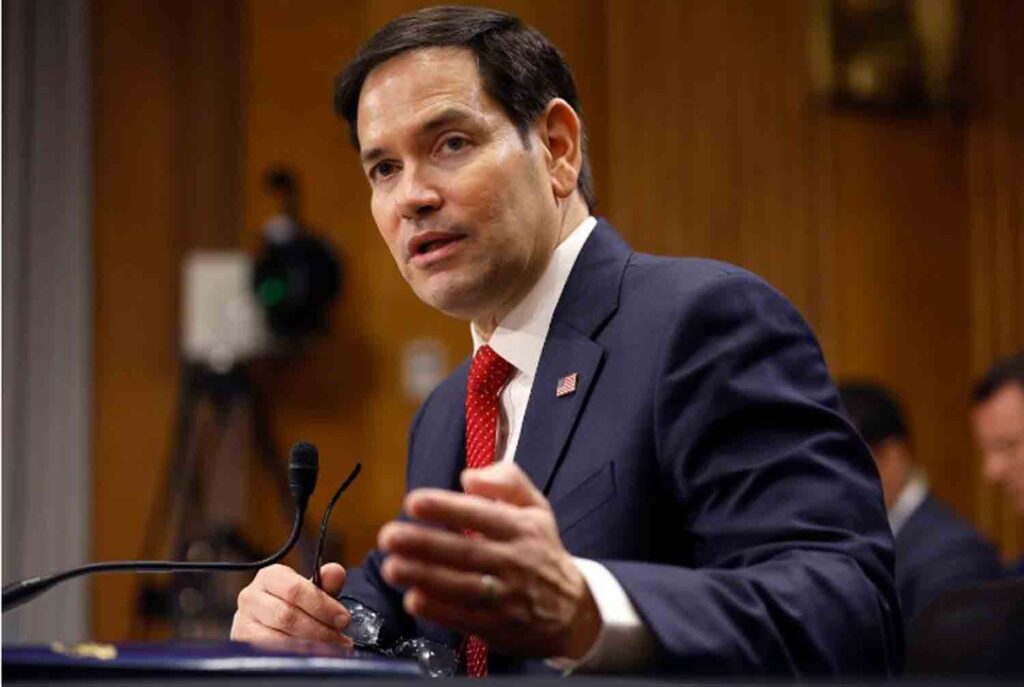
442, 137, 468, 153
372, 161, 396, 179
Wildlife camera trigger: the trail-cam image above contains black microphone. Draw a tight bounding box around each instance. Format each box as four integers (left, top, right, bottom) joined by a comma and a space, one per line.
288, 441, 318, 509
2, 442, 319, 614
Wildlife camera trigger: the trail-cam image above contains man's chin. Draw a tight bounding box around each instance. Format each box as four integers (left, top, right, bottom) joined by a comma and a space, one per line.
411, 283, 487, 322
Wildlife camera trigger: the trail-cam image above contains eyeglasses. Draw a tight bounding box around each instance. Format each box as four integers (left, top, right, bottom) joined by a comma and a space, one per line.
310, 463, 459, 677
341, 596, 459, 677
312, 462, 362, 590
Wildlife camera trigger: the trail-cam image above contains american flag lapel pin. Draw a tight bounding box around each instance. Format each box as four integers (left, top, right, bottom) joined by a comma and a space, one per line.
556, 373, 578, 398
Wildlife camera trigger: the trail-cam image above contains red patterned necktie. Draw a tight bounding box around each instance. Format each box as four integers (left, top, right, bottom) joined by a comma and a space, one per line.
463, 344, 513, 677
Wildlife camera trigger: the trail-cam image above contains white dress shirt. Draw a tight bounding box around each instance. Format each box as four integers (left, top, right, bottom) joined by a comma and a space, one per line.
888, 472, 928, 536
470, 216, 656, 672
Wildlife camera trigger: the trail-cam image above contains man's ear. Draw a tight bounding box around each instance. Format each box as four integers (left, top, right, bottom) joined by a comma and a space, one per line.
537, 98, 583, 200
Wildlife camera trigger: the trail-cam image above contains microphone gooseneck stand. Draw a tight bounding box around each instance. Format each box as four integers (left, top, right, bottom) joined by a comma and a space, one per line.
2, 441, 320, 614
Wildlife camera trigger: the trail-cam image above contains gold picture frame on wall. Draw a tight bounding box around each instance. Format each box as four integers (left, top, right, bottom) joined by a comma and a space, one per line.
809, 0, 966, 117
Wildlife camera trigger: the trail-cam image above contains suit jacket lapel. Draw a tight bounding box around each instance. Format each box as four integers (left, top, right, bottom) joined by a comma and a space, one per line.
513, 219, 631, 494
514, 324, 604, 493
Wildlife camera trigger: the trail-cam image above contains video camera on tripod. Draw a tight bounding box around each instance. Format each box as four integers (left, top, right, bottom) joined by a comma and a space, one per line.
138, 168, 343, 639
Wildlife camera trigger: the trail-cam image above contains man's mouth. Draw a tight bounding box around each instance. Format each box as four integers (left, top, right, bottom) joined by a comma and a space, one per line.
408, 232, 467, 264
416, 236, 460, 255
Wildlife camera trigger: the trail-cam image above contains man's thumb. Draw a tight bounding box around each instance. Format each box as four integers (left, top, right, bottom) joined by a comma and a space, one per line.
319, 563, 347, 597
461, 462, 545, 507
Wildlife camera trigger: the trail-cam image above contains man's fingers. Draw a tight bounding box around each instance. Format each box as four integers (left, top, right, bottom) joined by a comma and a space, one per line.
461, 462, 546, 508
403, 587, 498, 634
232, 610, 355, 649
231, 612, 292, 642
404, 488, 520, 540
253, 564, 350, 630
378, 521, 507, 573
238, 586, 350, 645
382, 555, 496, 604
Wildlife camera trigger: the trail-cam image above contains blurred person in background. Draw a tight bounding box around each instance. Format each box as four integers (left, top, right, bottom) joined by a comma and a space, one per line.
972, 351, 1024, 575
839, 382, 1002, 623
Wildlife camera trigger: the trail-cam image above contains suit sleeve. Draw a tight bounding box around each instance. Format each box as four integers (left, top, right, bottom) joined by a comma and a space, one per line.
603, 272, 903, 675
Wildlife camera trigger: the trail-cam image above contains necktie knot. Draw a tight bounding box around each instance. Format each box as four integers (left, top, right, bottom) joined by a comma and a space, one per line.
467, 345, 513, 400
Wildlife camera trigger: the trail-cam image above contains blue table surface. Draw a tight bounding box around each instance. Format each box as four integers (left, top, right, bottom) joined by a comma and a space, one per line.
2, 638, 423, 678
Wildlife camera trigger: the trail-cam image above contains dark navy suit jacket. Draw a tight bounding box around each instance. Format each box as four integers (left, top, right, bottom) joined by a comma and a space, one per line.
345, 219, 903, 675
895, 493, 1002, 622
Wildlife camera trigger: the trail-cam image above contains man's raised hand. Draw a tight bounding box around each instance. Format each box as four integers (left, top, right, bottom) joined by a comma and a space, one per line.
378, 462, 601, 659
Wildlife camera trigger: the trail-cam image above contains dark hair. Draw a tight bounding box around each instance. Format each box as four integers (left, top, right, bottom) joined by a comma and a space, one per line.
334, 5, 596, 211
973, 351, 1024, 404
838, 382, 910, 447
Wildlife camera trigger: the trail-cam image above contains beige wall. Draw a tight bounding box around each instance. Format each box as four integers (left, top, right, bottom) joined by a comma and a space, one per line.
92, 0, 1024, 639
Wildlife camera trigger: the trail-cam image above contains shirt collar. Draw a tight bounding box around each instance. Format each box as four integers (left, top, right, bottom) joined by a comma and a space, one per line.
888, 472, 928, 536
471, 216, 597, 378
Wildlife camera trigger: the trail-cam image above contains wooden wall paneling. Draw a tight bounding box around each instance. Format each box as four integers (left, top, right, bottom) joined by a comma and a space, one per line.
604, 1, 975, 522
92, 0, 188, 641
92, 0, 243, 639
603, 1, 826, 329
826, 114, 973, 520
180, 1, 243, 249
241, 0, 398, 567
967, 0, 1024, 560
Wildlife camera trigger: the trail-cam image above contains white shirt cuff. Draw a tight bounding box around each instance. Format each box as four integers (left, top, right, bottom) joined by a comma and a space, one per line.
546, 557, 657, 673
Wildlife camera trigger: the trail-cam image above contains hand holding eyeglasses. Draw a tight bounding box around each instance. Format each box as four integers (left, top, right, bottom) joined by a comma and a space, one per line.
231, 463, 362, 647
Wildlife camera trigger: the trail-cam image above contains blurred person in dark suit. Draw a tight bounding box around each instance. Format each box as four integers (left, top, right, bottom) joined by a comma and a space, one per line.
972, 351, 1024, 575
231, 6, 901, 676
840, 382, 1002, 623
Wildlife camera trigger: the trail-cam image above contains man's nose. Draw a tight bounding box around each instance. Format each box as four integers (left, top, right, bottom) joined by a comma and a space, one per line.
396, 166, 442, 220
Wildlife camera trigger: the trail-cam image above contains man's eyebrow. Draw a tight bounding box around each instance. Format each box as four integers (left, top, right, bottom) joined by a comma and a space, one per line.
359, 108, 478, 166
360, 147, 386, 167
420, 107, 476, 133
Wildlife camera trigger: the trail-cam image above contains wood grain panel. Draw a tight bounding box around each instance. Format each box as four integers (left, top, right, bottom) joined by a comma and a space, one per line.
826, 114, 973, 520
92, 0, 243, 640
605, 1, 826, 329
604, 0, 974, 524
180, 1, 242, 249
241, 0, 459, 568
966, 0, 1024, 560
92, 0, 189, 641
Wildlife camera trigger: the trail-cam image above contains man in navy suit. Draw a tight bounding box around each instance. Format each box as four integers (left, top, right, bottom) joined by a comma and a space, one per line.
839, 382, 1002, 623
232, 6, 901, 675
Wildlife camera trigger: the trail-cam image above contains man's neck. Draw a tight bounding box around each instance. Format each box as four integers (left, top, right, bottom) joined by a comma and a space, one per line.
473, 318, 498, 343
473, 199, 590, 341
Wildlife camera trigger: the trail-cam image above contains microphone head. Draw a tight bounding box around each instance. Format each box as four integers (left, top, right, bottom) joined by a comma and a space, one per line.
288, 441, 319, 505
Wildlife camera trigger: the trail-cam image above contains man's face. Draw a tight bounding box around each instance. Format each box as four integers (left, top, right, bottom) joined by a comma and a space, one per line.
972, 382, 1024, 514
356, 47, 561, 324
